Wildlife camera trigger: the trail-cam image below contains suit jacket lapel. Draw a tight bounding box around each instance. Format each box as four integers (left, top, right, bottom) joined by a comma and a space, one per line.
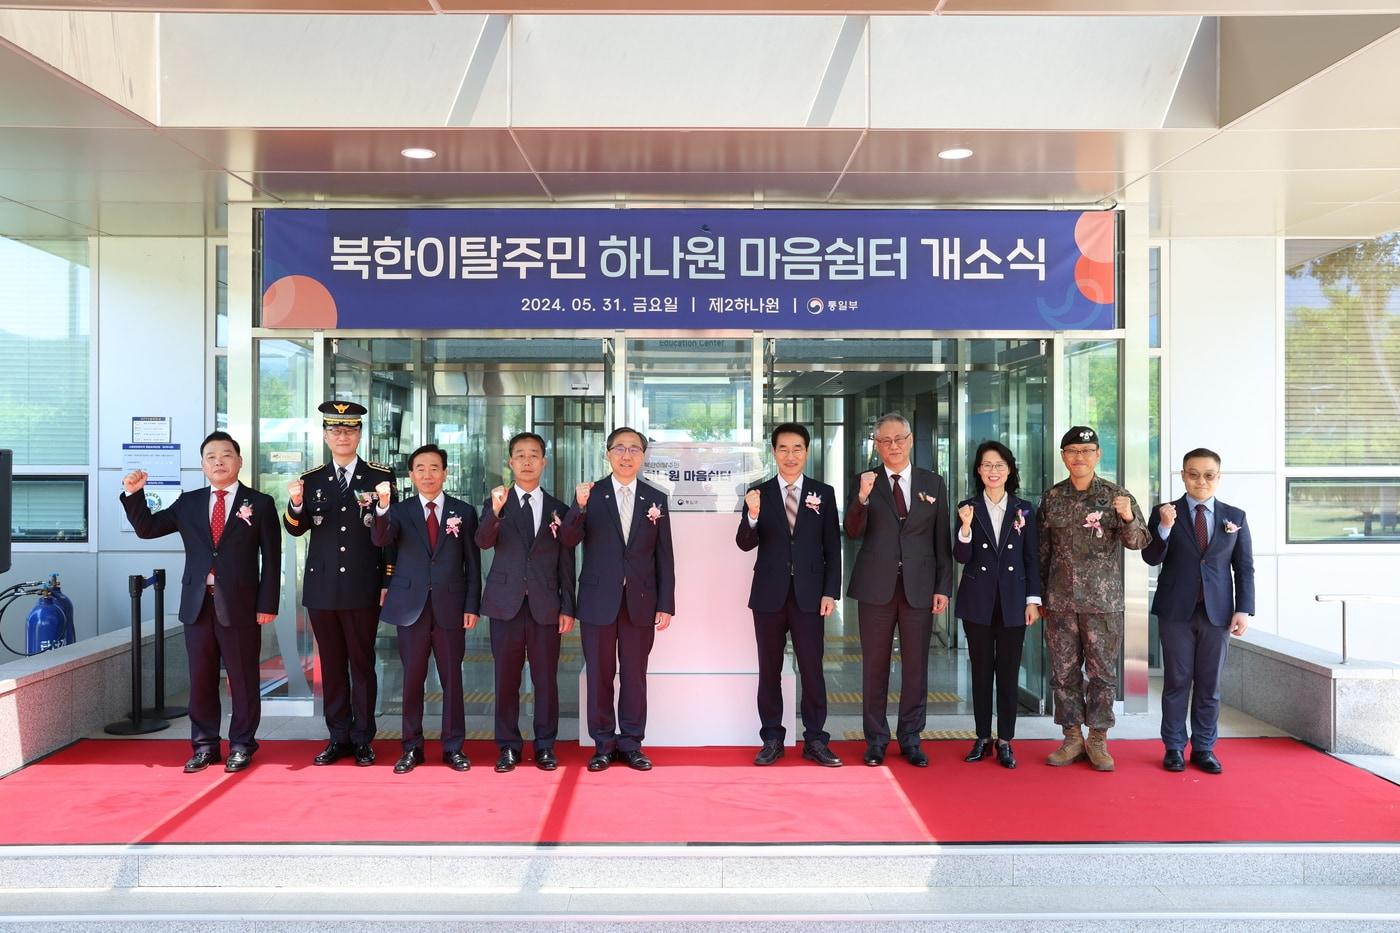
972, 496, 997, 550
629, 484, 651, 548
595, 481, 626, 547
1175, 496, 1202, 555
192, 487, 215, 549
405, 499, 432, 553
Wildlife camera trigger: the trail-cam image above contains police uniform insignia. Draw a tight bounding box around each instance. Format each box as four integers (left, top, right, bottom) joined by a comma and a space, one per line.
313, 515, 323, 526
363, 513, 374, 527
333, 403, 350, 414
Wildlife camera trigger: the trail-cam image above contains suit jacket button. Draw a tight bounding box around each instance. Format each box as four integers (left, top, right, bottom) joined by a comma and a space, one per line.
341, 506, 347, 512
340, 526, 346, 531
1008, 566, 1014, 571
1007, 543, 1013, 550
339, 567, 346, 573
980, 566, 986, 571
982, 543, 988, 549
340, 546, 346, 552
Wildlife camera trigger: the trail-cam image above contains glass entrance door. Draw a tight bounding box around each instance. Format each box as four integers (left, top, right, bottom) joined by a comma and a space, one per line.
765, 336, 1054, 727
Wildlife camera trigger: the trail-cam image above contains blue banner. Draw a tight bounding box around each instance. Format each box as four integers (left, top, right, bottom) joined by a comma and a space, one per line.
260, 208, 1117, 331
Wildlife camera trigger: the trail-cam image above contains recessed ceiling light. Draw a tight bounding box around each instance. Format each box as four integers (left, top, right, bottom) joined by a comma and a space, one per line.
938, 147, 973, 161
401, 147, 437, 160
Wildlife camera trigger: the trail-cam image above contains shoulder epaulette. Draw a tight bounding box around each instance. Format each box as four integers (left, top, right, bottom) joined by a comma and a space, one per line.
367, 461, 394, 472
301, 464, 325, 477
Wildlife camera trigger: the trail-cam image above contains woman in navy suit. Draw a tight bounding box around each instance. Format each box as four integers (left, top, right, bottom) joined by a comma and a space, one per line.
953, 441, 1042, 769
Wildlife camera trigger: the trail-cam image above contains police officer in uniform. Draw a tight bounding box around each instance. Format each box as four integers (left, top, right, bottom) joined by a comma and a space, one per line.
1036, 426, 1149, 772
285, 401, 397, 767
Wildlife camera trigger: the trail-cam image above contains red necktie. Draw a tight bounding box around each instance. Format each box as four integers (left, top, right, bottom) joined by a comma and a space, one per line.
211, 489, 228, 546
891, 474, 908, 519
426, 501, 439, 549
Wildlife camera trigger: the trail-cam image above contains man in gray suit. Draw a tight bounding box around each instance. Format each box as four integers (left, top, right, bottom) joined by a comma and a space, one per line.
845, 413, 953, 768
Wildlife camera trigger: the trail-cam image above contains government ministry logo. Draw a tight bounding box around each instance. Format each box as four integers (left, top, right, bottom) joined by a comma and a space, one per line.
807, 297, 824, 315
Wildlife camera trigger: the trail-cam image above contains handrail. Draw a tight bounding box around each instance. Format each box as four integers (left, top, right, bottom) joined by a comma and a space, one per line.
1313, 594, 1400, 663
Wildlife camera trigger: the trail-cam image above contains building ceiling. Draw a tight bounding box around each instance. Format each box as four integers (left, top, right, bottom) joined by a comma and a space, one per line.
0, 7, 1398, 241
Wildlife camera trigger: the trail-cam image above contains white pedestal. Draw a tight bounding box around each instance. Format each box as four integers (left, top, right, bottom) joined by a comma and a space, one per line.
578, 512, 797, 747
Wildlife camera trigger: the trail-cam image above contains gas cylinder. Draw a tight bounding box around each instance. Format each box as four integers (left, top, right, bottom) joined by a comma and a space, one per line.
47, 574, 75, 645
25, 592, 69, 655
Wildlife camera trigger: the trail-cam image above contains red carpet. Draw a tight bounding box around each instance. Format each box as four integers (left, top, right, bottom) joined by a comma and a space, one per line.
1, 738, 1396, 845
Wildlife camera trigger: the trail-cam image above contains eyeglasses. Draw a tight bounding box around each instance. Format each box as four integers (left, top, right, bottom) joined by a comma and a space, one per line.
326, 427, 360, 437
1183, 471, 1220, 482
1063, 445, 1099, 457
979, 462, 1010, 473
871, 433, 911, 447
608, 445, 645, 457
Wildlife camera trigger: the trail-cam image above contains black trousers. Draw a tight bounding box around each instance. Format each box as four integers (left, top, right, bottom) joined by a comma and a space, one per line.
962, 600, 1027, 740
308, 606, 380, 746
490, 597, 563, 754
753, 581, 829, 744
396, 600, 466, 754
1159, 603, 1231, 752
580, 598, 656, 754
858, 573, 933, 751
185, 593, 262, 754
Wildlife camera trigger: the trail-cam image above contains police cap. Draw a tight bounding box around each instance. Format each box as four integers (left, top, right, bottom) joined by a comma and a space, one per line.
319, 400, 366, 429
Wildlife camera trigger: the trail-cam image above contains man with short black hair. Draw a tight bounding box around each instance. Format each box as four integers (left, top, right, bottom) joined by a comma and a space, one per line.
1143, 448, 1254, 774
121, 431, 281, 774
476, 431, 576, 773
737, 422, 842, 767
562, 427, 675, 773
372, 443, 481, 774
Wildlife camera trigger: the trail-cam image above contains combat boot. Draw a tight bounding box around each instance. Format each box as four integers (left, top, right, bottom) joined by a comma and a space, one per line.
1085, 728, 1115, 771
1046, 725, 1085, 767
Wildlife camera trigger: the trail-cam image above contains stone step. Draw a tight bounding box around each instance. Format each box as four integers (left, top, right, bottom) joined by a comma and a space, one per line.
2, 843, 1397, 894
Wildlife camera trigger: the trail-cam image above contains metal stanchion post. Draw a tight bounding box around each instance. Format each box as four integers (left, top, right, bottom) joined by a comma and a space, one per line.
143, 568, 185, 719
105, 574, 169, 735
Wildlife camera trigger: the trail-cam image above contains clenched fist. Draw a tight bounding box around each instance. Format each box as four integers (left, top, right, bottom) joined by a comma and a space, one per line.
575, 481, 592, 508
122, 470, 148, 495
287, 478, 304, 507
858, 471, 876, 503
1158, 503, 1177, 528
375, 480, 392, 509
490, 485, 508, 515
745, 489, 761, 519
958, 503, 975, 531
1112, 495, 1134, 522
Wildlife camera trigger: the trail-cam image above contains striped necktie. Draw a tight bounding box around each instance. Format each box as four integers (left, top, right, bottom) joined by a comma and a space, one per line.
785, 483, 799, 534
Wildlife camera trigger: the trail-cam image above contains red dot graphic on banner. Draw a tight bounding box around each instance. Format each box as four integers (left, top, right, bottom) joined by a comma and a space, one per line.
1074, 211, 1115, 264
1075, 254, 1114, 305
262, 275, 338, 328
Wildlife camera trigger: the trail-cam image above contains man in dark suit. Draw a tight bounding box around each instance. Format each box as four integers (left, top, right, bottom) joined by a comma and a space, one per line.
371, 443, 481, 774
120, 431, 280, 774
736, 422, 842, 767
1143, 447, 1254, 774
475, 431, 576, 774
845, 412, 953, 768
284, 400, 396, 768
560, 426, 675, 773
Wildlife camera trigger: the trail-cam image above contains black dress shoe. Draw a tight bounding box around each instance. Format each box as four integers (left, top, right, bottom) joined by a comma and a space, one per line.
996, 740, 1017, 770
754, 740, 784, 766
1190, 750, 1223, 774
353, 744, 376, 767
903, 746, 929, 768
534, 749, 558, 771
443, 751, 472, 772
863, 747, 885, 767
495, 749, 520, 773
224, 750, 253, 773
313, 742, 352, 766
802, 741, 843, 767
587, 751, 611, 772
183, 749, 221, 773
964, 738, 992, 762
619, 749, 652, 771
1163, 749, 1186, 772
393, 748, 425, 774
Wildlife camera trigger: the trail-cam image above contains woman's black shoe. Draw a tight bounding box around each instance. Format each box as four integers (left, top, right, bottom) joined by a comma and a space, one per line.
963, 738, 991, 762
996, 740, 1017, 769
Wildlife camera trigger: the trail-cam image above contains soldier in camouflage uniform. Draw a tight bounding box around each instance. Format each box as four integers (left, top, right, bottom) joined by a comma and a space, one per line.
1037, 426, 1149, 771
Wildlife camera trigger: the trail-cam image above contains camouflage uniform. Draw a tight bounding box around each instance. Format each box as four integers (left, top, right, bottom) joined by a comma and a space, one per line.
1037, 474, 1149, 730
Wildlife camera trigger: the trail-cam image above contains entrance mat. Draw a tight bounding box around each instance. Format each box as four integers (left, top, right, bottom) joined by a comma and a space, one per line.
1, 738, 1395, 845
